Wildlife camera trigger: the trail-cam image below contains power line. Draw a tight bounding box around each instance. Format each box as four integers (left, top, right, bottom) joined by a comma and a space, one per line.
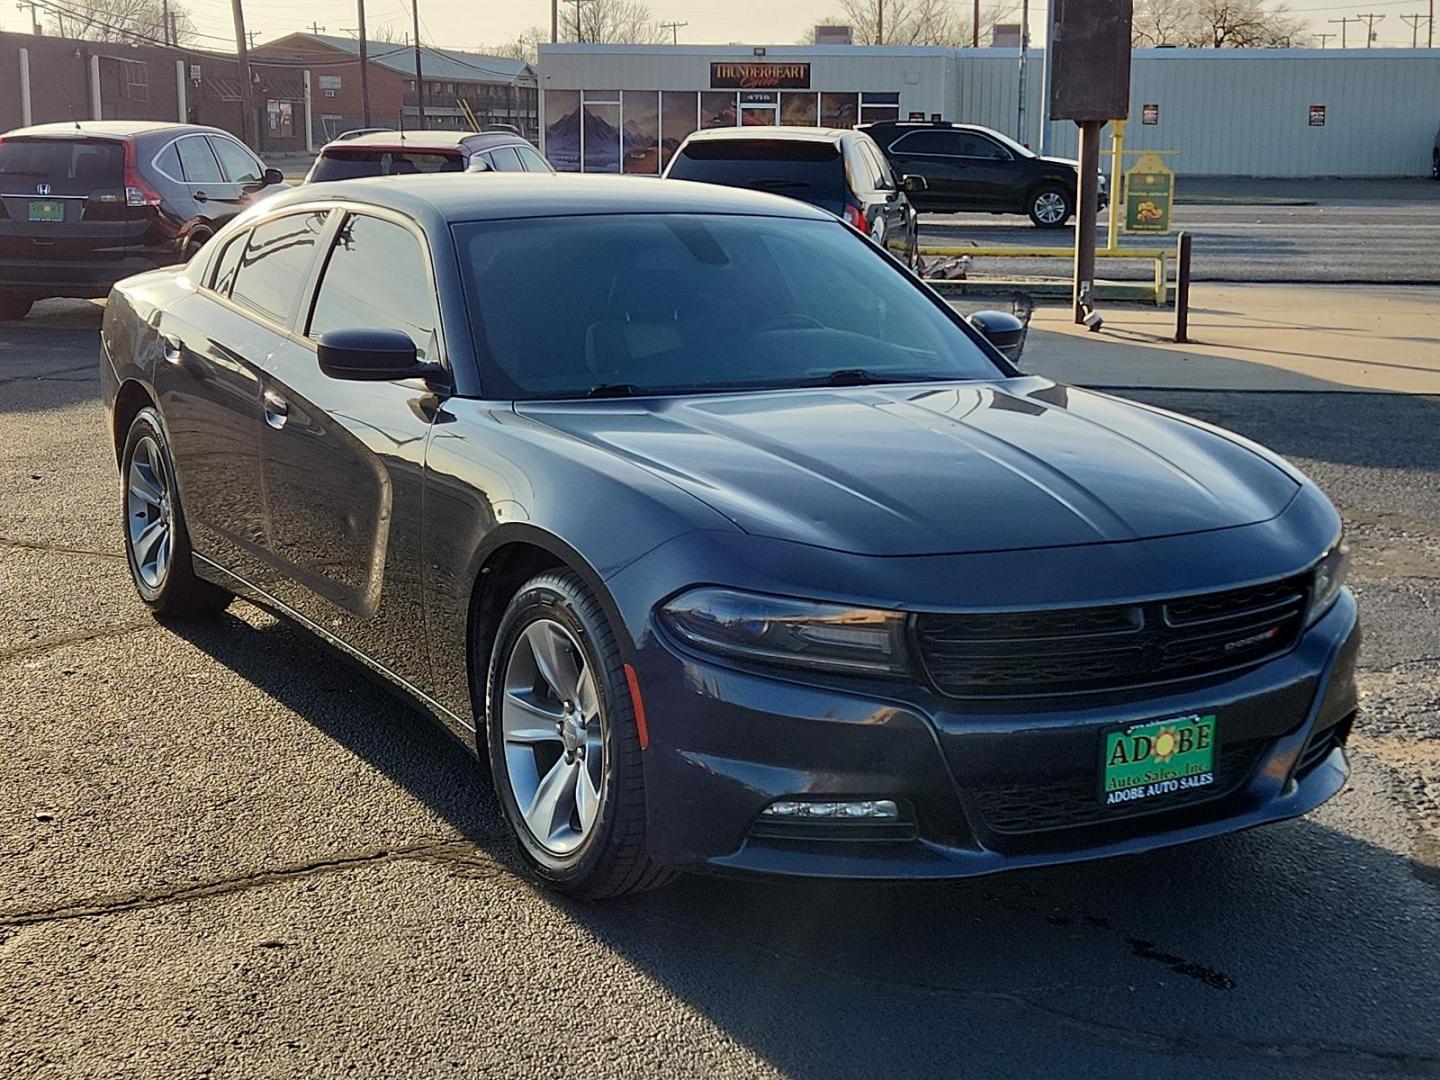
658, 19, 687, 44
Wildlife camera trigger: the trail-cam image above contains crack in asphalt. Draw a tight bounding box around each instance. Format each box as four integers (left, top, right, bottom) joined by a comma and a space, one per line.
0, 621, 149, 661
0, 362, 98, 388
0, 535, 125, 561
0, 839, 489, 929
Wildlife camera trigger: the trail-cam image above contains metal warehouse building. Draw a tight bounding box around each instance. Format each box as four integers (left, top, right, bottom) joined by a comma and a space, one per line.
537, 44, 1440, 177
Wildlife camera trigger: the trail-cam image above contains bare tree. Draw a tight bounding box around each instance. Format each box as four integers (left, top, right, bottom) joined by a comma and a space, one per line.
51, 0, 197, 44
368, 21, 407, 44
477, 24, 547, 63
568, 0, 669, 44
805, 0, 1018, 46
1132, 0, 1308, 47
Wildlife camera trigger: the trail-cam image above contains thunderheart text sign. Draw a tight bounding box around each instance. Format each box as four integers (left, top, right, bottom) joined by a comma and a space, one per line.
710, 62, 811, 90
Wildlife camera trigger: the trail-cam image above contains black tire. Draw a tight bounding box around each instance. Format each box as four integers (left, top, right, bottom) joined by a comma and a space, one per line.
1027, 184, 1073, 228
0, 293, 33, 321
485, 569, 675, 899
120, 406, 232, 618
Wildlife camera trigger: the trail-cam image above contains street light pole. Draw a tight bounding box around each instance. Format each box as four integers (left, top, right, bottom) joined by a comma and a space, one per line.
412, 0, 425, 125
357, 0, 371, 126
1038, 0, 1055, 154
230, 0, 257, 149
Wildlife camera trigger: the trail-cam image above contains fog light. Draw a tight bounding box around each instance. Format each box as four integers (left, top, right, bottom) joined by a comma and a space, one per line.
762, 799, 899, 820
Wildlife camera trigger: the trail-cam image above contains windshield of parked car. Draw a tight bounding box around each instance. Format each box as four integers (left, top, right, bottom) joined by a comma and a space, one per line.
454, 213, 1003, 399
984, 128, 1035, 159
665, 140, 848, 203
311, 148, 464, 181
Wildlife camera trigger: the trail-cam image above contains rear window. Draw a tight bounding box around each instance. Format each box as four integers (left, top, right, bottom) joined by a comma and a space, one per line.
311, 148, 464, 181
0, 138, 124, 195
666, 139, 846, 198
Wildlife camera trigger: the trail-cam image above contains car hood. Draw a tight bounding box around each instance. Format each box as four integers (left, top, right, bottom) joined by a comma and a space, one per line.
518, 378, 1300, 556
1039, 155, 1081, 169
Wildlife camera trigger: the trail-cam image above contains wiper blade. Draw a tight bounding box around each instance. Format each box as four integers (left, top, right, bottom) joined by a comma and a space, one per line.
815, 368, 947, 386
748, 178, 810, 190
584, 383, 642, 398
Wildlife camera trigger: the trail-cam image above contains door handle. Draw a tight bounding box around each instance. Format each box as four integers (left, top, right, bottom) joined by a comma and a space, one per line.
193, 190, 208, 203
162, 336, 184, 364
262, 389, 289, 430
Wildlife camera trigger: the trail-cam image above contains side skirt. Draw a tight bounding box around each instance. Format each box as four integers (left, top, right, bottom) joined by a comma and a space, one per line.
192, 552, 480, 754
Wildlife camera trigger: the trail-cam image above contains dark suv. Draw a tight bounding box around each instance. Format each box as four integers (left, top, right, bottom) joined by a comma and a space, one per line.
304, 129, 553, 182
663, 126, 923, 269
860, 120, 1106, 228
0, 120, 283, 319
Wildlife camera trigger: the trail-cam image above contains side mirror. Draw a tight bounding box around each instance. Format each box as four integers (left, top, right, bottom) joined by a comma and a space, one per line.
901, 174, 928, 193
466, 157, 492, 173
968, 310, 1027, 364
317, 328, 433, 381
262, 166, 285, 186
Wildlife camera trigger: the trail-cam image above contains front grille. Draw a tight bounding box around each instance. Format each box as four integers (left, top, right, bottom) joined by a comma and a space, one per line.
914, 574, 1310, 697
972, 740, 1268, 835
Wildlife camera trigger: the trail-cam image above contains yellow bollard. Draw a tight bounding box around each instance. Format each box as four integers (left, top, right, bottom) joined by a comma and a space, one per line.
1106, 119, 1126, 253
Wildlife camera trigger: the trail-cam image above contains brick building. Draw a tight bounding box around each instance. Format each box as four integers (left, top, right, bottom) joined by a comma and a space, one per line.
0, 30, 307, 152
255, 34, 538, 144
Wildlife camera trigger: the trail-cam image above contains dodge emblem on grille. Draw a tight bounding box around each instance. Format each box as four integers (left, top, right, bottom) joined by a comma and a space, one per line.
36, 183, 51, 196
1224, 626, 1280, 652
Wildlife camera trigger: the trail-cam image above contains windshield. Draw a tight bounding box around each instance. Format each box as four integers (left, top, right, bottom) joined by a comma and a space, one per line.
311, 148, 464, 181
665, 140, 847, 202
0, 137, 124, 195
985, 128, 1036, 159
454, 213, 1002, 400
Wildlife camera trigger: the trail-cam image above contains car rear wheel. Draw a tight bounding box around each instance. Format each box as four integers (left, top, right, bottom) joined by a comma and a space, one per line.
485, 569, 674, 899
121, 407, 232, 618
0, 293, 33, 321
1027, 185, 1072, 228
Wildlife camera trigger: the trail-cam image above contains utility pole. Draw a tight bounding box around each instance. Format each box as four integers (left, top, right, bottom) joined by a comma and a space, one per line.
356, 0, 371, 126
659, 19, 686, 43
411, 0, 424, 124
161, 0, 170, 43
1038, 0, 1055, 154
308, 21, 325, 34
1354, 12, 1384, 46
1328, 16, 1354, 47
1315, 31, 1335, 47
246, 30, 260, 46
551, 0, 557, 43
1016, 0, 1028, 141
876, 0, 883, 43
230, 0, 257, 149
1401, 12, 1425, 45
972, 0, 980, 47
566, 0, 592, 42
18, 1, 41, 35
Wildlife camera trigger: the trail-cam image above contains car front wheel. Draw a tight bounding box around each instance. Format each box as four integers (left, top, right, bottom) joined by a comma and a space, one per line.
485, 569, 674, 899
121, 407, 232, 617
1027, 185, 1072, 228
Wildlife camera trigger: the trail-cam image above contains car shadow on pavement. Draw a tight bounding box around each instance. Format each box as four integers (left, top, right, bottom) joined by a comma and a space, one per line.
166, 604, 1440, 1078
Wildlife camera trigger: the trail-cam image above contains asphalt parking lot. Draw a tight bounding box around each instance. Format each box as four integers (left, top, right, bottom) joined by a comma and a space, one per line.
3, 300, 1440, 1078
921, 178, 1440, 284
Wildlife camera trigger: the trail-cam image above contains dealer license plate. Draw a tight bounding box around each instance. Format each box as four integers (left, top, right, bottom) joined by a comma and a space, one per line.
28, 200, 65, 222
1101, 713, 1217, 808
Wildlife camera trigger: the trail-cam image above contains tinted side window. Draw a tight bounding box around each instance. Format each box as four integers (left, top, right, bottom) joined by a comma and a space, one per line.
209, 137, 264, 184
153, 141, 183, 181
856, 140, 894, 190
230, 212, 328, 325
891, 130, 965, 156
209, 228, 248, 293
489, 146, 525, 172
308, 214, 436, 360
515, 145, 552, 172
959, 134, 1008, 159
176, 136, 223, 183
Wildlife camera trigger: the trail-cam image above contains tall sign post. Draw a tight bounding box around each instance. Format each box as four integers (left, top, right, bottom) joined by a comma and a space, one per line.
1047, 0, 1133, 325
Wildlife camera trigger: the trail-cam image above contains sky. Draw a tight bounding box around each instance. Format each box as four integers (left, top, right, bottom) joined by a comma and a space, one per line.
7, 0, 1438, 54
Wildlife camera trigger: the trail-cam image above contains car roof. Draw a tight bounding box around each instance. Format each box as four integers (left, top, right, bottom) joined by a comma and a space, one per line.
321, 129, 527, 152
681, 126, 853, 144
862, 120, 996, 135
3, 120, 227, 140
268, 173, 836, 224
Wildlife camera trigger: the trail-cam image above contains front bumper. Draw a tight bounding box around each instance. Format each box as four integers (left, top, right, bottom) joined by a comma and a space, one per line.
632, 588, 1359, 879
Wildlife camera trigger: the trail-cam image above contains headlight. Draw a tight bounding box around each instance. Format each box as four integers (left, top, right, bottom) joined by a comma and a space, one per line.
658, 588, 910, 676
1307, 534, 1350, 625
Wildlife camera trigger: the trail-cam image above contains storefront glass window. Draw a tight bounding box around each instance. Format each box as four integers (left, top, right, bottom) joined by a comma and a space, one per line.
700, 91, 737, 129
544, 90, 581, 171
820, 92, 859, 128
622, 90, 660, 174
860, 92, 901, 127
583, 100, 621, 173
660, 91, 698, 169
780, 92, 818, 126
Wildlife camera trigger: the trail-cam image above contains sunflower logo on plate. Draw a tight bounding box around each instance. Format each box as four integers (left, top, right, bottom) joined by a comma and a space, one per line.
1151, 726, 1179, 763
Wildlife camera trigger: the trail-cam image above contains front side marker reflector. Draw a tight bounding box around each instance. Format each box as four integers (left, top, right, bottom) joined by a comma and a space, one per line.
624, 663, 649, 750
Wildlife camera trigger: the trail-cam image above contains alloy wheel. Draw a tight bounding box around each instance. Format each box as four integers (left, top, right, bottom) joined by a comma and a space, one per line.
1033, 191, 1068, 225
500, 618, 606, 855
126, 434, 174, 590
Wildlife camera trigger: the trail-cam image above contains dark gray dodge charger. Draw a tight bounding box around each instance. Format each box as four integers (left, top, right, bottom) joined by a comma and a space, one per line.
100, 175, 1358, 898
